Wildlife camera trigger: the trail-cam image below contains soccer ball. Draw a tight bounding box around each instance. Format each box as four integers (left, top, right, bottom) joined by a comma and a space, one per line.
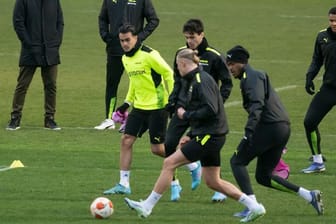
90, 197, 114, 219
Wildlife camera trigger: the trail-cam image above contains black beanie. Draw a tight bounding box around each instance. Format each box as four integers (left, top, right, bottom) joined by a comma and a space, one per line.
226, 45, 250, 64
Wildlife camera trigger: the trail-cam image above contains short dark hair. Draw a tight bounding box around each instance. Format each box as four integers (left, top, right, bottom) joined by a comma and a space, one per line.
182, 19, 204, 35
119, 24, 137, 35
329, 7, 336, 15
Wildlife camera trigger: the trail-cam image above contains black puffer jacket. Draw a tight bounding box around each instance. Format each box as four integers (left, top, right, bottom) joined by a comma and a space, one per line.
13, 0, 64, 66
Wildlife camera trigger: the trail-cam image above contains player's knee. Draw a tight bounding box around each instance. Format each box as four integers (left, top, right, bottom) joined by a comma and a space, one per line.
230, 154, 242, 167
162, 157, 175, 170
303, 116, 316, 132
255, 173, 270, 187
151, 144, 165, 157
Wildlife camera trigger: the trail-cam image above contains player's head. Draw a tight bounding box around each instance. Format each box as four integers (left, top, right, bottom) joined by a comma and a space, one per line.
119, 24, 138, 52
226, 45, 250, 79
182, 19, 204, 50
176, 48, 200, 76
328, 7, 336, 32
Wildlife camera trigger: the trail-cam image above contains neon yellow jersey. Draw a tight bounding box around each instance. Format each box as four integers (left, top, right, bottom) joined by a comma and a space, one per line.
122, 45, 174, 110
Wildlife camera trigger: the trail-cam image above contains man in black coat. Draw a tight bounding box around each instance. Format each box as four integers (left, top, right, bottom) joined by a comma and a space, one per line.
7, 0, 64, 131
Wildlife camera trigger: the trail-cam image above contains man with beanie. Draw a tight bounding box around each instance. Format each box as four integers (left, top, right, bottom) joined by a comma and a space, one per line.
301, 7, 336, 173
227, 45, 324, 218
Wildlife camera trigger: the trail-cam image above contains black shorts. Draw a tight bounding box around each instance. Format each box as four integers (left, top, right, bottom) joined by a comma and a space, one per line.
181, 134, 226, 167
124, 108, 168, 144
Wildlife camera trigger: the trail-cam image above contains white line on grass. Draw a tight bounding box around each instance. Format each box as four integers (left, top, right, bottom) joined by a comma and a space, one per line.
225, 85, 297, 108
279, 15, 324, 19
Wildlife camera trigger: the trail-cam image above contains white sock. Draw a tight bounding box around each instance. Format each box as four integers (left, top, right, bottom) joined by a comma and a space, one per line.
248, 194, 257, 201
313, 154, 323, 164
142, 191, 162, 211
298, 187, 312, 202
119, 170, 130, 188
185, 162, 199, 171
239, 194, 260, 211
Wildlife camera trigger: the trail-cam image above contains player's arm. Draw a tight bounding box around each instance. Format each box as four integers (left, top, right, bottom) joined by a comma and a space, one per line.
138, 0, 159, 41
149, 50, 174, 93
98, 0, 111, 43
13, 0, 31, 47
217, 55, 233, 102
306, 32, 324, 81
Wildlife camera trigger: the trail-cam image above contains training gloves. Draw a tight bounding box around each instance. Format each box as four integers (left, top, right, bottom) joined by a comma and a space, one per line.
116, 102, 130, 114
305, 78, 315, 95
237, 131, 253, 152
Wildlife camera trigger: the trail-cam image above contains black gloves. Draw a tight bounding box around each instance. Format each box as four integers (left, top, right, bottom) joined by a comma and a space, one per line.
165, 103, 175, 118
116, 102, 130, 113
305, 78, 315, 95
237, 131, 253, 152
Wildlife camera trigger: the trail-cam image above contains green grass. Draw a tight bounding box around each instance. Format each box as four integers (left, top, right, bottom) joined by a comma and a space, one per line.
0, 0, 336, 223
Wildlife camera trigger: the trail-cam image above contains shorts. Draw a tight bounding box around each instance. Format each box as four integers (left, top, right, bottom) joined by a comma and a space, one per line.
124, 108, 168, 144
181, 134, 226, 167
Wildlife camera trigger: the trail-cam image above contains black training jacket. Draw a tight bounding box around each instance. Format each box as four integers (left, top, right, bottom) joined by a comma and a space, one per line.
179, 67, 229, 136
169, 38, 232, 106
169, 38, 233, 109
13, 0, 64, 66
98, 0, 159, 56
306, 27, 336, 88
239, 64, 290, 135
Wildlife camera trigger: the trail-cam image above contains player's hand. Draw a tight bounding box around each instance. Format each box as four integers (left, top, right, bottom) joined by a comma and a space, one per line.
305, 79, 315, 95
178, 136, 191, 149
116, 102, 130, 113
237, 131, 253, 151
177, 107, 186, 119
237, 137, 248, 152
165, 103, 175, 118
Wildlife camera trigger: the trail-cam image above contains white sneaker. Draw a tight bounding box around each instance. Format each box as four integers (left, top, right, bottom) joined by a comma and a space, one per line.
124, 198, 152, 218
240, 204, 266, 223
94, 119, 115, 130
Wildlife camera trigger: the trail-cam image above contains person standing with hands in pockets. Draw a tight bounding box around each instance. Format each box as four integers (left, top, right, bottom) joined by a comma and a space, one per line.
7, 0, 64, 131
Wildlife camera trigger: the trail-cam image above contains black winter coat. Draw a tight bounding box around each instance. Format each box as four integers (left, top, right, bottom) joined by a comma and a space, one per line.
13, 0, 64, 66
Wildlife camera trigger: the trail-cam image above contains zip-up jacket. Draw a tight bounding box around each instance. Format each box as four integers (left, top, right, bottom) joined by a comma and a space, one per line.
306, 27, 336, 88
98, 0, 159, 56
13, 0, 64, 66
169, 38, 232, 108
180, 67, 229, 136
122, 42, 174, 110
239, 64, 290, 135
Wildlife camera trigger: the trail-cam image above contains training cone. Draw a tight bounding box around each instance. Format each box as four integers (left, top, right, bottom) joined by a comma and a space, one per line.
9, 160, 25, 168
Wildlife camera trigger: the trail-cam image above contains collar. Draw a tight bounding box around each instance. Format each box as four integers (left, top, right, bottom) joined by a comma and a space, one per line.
125, 40, 142, 57
186, 38, 209, 55
327, 27, 336, 40
183, 67, 200, 81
